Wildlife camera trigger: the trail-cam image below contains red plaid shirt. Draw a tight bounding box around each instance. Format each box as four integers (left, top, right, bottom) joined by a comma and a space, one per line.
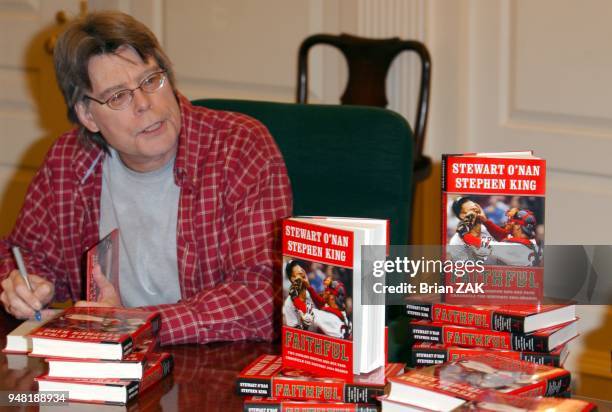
0, 94, 292, 345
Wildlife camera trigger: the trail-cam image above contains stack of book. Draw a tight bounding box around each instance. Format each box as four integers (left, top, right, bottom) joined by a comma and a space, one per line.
380, 151, 594, 411
4, 306, 173, 405
378, 354, 597, 411
236, 216, 399, 411
238, 354, 405, 411
406, 302, 577, 368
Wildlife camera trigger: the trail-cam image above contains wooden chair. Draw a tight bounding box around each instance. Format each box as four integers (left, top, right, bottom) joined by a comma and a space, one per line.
296, 33, 432, 184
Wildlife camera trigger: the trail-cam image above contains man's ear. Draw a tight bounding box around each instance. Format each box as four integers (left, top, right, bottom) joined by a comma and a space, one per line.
75, 101, 101, 133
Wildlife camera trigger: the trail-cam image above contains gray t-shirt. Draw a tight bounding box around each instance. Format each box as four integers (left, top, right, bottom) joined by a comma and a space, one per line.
99, 149, 181, 307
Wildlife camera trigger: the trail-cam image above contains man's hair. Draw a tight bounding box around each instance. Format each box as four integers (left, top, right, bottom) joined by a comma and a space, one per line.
53, 11, 176, 152
451, 197, 473, 218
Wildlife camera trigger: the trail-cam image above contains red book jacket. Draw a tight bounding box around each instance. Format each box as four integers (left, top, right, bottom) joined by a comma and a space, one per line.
410, 342, 568, 367
441, 153, 546, 305
389, 354, 571, 400
29, 306, 160, 359
36, 352, 173, 405
455, 391, 597, 411
243, 396, 379, 412
406, 302, 575, 333
237, 354, 404, 403
408, 319, 577, 352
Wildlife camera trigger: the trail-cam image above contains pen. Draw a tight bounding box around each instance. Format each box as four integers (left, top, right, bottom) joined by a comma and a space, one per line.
11, 246, 42, 321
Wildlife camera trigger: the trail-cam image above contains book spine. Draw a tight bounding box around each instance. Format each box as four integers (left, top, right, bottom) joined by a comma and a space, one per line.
125, 381, 140, 404
510, 371, 571, 397
405, 303, 433, 320
441, 154, 449, 249
140, 354, 173, 395
86, 250, 96, 301
236, 377, 271, 397
410, 323, 514, 350
271, 377, 345, 402
441, 154, 449, 192
149, 313, 162, 336
520, 352, 562, 367
544, 372, 571, 396
243, 402, 280, 412
491, 312, 525, 333
410, 346, 449, 366
343, 385, 385, 403
511, 332, 551, 352
408, 323, 445, 344
121, 337, 134, 359
243, 401, 378, 412
410, 345, 561, 367
430, 304, 494, 330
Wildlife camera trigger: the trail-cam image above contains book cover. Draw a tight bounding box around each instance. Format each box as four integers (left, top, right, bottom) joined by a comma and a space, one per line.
46, 334, 158, 379
441, 152, 546, 305
454, 391, 597, 411
408, 319, 577, 352
281, 217, 387, 378
405, 302, 575, 333
86, 229, 120, 302
236, 354, 404, 403
243, 396, 379, 412
29, 306, 160, 360
410, 342, 568, 367
2, 309, 63, 354
387, 354, 571, 410
36, 352, 173, 405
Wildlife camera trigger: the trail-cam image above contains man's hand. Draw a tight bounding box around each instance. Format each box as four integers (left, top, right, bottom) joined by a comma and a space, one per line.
0, 270, 54, 320
75, 264, 122, 308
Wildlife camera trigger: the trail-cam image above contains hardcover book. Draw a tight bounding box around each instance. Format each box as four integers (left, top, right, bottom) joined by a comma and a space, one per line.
405, 302, 575, 333
410, 342, 568, 367
46, 335, 158, 379
281, 217, 388, 378
408, 319, 577, 352
29, 306, 160, 360
86, 229, 120, 302
236, 354, 405, 403
378, 395, 440, 412
2, 309, 62, 354
453, 391, 597, 411
36, 352, 173, 405
442, 152, 546, 304
386, 354, 571, 411
243, 396, 379, 412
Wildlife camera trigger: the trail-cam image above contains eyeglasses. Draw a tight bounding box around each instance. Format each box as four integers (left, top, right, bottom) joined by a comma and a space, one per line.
85, 70, 167, 110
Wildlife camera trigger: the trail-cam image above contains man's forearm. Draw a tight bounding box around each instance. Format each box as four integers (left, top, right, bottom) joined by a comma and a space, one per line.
141, 280, 274, 345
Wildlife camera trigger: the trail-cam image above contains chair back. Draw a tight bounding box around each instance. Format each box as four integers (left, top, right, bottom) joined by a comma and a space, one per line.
296, 33, 431, 168
192, 99, 414, 246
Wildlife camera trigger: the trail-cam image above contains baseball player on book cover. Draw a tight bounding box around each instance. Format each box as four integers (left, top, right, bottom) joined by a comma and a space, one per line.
282, 260, 352, 340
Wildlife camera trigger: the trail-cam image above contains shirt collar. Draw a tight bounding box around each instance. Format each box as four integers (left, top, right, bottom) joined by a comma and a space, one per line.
173, 92, 198, 189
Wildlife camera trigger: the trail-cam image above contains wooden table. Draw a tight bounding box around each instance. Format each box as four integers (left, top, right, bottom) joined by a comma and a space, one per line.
0, 309, 277, 411
2, 311, 611, 411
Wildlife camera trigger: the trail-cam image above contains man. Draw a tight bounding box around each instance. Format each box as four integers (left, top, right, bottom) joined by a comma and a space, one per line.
487, 208, 542, 267
447, 197, 496, 262
283, 261, 350, 339
0, 11, 292, 345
